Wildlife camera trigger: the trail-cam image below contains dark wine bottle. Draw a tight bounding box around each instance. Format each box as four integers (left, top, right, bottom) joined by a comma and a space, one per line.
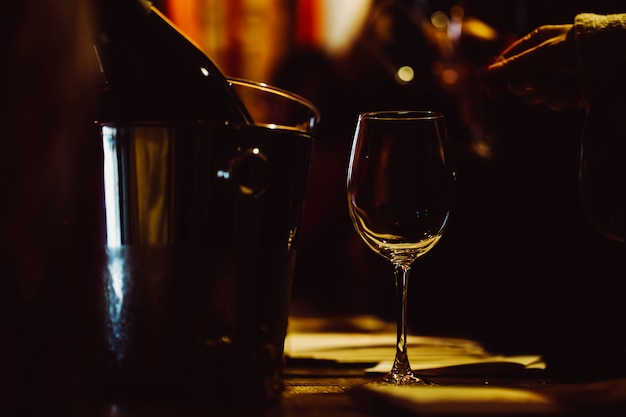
94, 0, 252, 123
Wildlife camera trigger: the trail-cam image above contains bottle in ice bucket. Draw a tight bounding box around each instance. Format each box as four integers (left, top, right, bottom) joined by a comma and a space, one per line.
94, 0, 318, 406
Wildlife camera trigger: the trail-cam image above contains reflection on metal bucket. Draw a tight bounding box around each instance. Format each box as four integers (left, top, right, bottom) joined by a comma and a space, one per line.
97, 122, 313, 404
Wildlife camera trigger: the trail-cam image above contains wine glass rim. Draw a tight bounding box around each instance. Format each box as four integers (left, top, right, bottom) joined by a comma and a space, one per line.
359, 110, 444, 120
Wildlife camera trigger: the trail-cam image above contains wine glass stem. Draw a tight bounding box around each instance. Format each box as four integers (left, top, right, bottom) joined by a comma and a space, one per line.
392, 263, 413, 376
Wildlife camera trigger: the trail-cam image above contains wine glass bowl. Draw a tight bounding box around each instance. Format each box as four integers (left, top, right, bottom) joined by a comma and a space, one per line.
347, 110, 455, 385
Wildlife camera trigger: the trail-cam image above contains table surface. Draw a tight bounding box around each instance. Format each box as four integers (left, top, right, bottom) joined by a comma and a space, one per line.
91, 370, 626, 417
86, 315, 626, 417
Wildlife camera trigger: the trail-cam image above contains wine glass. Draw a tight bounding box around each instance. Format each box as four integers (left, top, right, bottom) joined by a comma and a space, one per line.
346, 110, 455, 385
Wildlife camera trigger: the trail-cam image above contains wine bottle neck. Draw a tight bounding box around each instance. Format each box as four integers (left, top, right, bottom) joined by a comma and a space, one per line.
93, 0, 253, 124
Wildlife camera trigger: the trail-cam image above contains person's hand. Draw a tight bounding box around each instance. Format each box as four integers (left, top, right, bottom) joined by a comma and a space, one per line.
479, 24, 586, 110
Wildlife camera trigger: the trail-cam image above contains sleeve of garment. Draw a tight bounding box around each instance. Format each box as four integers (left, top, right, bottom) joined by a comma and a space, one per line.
573, 13, 626, 105
574, 13, 626, 243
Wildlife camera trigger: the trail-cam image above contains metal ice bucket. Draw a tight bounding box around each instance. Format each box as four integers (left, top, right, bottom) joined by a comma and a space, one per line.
97, 79, 319, 405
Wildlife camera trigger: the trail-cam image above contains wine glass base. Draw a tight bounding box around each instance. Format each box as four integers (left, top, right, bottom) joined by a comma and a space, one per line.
375, 372, 433, 386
